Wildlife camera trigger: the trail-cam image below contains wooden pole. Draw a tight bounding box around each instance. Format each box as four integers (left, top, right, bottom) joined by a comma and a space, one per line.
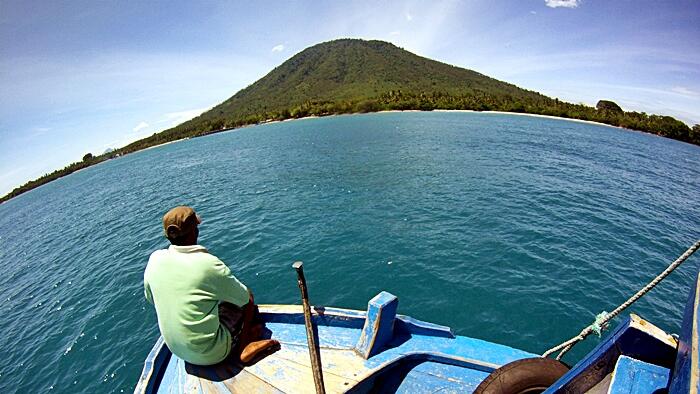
292, 261, 326, 394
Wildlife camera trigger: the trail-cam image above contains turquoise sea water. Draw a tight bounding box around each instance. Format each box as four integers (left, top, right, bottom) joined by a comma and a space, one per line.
0, 112, 699, 393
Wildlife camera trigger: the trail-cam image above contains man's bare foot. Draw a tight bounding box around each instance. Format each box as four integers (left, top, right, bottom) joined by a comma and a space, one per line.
240, 339, 281, 365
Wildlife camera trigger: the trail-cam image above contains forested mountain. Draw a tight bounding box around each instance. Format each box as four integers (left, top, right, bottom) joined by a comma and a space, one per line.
3, 39, 698, 203
181, 38, 546, 128
145, 39, 696, 146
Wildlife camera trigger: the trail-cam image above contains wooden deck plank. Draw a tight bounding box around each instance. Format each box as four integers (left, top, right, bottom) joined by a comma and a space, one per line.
183, 357, 283, 394
197, 369, 282, 394
180, 359, 206, 393
270, 343, 369, 382
240, 350, 357, 393
265, 322, 362, 350
157, 352, 181, 394
198, 378, 237, 394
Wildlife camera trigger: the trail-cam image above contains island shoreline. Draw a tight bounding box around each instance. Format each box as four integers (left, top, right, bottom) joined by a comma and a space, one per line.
259, 109, 625, 131
0, 109, 689, 204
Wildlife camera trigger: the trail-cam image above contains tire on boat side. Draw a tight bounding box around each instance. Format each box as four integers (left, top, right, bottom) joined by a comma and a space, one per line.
474, 357, 570, 394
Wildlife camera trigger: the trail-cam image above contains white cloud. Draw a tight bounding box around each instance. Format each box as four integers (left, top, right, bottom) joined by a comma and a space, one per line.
390, 31, 400, 36
405, 12, 413, 21
163, 107, 208, 126
271, 44, 284, 53
671, 86, 698, 97
132, 121, 149, 132
29, 126, 51, 137
545, 0, 580, 8
102, 108, 208, 150
530, 10, 537, 15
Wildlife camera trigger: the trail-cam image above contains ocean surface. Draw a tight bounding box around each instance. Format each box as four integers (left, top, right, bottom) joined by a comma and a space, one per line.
0, 111, 699, 393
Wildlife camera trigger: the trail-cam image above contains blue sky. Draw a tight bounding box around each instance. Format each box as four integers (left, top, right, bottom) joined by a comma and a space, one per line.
1, 0, 699, 195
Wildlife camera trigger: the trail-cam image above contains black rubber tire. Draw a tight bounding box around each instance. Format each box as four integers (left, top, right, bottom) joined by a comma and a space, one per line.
474, 357, 570, 394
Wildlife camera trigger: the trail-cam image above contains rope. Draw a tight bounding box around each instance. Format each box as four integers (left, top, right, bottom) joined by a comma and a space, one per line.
542, 239, 700, 360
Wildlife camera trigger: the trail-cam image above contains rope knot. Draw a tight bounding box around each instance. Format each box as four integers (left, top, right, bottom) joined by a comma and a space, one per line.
541, 240, 699, 360
590, 311, 609, 336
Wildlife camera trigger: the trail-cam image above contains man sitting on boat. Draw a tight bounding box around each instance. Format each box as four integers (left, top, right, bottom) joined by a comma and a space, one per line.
144, 206, 279, 366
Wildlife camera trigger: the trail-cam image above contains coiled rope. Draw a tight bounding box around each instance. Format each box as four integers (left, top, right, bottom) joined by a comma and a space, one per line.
542, 239, 700, 360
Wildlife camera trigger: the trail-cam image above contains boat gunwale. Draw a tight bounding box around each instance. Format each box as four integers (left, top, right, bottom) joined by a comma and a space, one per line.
134, 336, 172, 394
258, 303, 454, 338
543, 314, 678, 394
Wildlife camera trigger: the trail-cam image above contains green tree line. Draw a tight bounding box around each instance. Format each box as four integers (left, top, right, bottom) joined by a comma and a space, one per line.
3, 92, 697, 204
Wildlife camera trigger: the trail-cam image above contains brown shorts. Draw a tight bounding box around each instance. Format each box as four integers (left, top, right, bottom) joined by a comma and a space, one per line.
218, 302, 244, 347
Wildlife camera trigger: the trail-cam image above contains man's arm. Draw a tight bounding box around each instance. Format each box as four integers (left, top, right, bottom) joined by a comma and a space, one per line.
212, 259, 250, 307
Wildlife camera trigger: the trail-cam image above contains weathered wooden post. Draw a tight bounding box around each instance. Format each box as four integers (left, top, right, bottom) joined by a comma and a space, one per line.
292, 261, 326, 394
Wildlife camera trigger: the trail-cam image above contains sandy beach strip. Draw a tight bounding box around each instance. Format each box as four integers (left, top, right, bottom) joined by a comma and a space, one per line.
430, 109, 624, 129
256, 109, 623, 132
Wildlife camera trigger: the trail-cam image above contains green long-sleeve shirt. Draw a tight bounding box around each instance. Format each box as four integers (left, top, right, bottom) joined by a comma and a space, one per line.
144, 245, 249, 365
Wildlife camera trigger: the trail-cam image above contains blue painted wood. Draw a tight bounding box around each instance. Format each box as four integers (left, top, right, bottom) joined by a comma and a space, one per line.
608, 356, 670, 394
346, 353, 502, 393
261, 306, 455, 339
411, 361, 490, 386
137, 282, 696, 393
393, 361, 489, 393
260, 308, 366, 330
133, 336, 172, 394
137, 303, 537, 393
544, 315, 677, 393
355, 292, 399, 359
155, 349, 181, 393
669, 272, 700, 394
364, 333, 534, 371
395, 372, 469, 393
264, 321, 363, 349
395, 314, 454, 338
265, 312, 531, 376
